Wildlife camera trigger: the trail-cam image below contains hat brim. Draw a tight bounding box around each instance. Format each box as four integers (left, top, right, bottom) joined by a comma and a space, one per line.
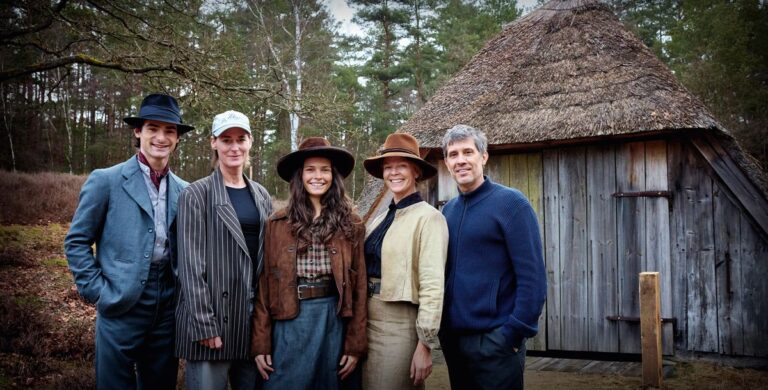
363, 152, 438, 181
124, 116, 195, 135
277, 146, 356, 182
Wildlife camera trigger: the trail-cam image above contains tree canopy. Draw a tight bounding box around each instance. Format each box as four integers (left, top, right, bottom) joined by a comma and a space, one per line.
1, 0, 765, 199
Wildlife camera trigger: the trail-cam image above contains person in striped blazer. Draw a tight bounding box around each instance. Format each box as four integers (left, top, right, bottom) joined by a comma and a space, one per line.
175, 111, 272, 389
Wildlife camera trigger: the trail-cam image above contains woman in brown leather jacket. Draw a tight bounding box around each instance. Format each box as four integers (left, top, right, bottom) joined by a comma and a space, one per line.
251, 137, 367, 389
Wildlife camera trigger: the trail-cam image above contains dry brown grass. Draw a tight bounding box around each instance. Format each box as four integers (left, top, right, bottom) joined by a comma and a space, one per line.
0, 170, 86, 225
0, 224, 95, 389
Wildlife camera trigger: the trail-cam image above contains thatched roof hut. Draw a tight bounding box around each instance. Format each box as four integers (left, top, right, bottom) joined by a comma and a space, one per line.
403, 0, 724, 145
359, 0, 768, 359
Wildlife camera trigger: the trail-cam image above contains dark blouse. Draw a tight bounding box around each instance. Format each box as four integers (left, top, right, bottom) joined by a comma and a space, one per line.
364, 191, 423, 278
226, 186, 261, 261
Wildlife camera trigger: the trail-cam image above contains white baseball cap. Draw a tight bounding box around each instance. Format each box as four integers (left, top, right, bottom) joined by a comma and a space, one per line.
212, 110, 251, 137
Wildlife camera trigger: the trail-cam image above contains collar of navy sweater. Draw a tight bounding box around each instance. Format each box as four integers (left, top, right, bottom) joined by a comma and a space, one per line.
459, 175, 494, 202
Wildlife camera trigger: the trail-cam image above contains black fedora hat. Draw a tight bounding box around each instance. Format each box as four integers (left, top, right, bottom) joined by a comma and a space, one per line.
276, 137, 355, 182
123, 93, 194, 135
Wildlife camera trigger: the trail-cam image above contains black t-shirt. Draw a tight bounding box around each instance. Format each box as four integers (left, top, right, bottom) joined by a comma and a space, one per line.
226, 186, 260, 260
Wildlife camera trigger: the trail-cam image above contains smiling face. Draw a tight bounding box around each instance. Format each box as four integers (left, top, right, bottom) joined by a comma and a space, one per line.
302, 156, 333, 202
382, 156, 419, 203
134, 119, 179, 168
444, 137, 488, 193
211, 127, 252, 171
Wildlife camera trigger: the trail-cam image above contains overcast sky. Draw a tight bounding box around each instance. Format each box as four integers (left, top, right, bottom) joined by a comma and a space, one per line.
325, 0, 542, 36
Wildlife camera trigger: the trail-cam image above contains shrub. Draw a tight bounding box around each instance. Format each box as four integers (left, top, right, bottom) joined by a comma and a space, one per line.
0, 170, 86, 225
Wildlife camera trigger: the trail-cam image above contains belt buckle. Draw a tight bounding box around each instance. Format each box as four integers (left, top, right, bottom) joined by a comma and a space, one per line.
297, 285, 306, 300
367, 281, 375, 297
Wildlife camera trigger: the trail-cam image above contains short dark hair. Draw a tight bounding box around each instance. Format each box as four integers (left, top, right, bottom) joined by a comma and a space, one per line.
133, 120, 145, 148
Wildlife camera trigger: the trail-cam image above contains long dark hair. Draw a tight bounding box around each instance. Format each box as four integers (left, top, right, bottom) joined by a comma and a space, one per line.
287, 162, 355, 253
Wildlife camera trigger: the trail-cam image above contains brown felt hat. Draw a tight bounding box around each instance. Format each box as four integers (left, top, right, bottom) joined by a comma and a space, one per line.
276, 137, 355, 182
363, 133, 437, 180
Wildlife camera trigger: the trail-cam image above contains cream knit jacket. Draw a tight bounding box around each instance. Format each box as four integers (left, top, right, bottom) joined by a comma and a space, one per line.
366, 201, 448, 349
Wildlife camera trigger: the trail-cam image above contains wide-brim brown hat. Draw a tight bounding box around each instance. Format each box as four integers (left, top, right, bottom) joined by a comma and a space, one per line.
276, 137, 355, 182
363, 133, 437, 180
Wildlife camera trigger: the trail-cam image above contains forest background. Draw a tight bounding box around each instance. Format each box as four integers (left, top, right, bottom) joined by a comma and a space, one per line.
2, 0, 767, 200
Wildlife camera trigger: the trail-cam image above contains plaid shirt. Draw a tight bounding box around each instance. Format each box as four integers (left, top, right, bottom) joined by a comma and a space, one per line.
297, 233, 332, 282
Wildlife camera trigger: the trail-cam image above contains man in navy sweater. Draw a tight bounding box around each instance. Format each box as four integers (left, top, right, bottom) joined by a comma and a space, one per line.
438, 124, 546, 389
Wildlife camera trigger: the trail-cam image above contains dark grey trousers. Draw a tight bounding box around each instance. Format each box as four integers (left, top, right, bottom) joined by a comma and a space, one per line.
440, 327, 526, 390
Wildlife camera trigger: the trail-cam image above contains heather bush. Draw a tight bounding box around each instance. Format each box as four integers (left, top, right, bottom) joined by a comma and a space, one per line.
0, 170, 86, 225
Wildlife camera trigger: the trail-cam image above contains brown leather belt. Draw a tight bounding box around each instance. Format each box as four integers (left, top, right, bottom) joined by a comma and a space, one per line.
297, 279, 336, 300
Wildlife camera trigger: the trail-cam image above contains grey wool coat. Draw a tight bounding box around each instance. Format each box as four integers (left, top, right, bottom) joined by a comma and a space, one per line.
175, 167, 272, 360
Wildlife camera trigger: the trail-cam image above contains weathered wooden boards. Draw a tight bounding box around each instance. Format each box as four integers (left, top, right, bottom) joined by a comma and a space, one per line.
640, 272, 664, 389
667, 138, 767, 356
544, 149, 562, 351
616, 142, 646, 353
428, 136, 768, 357
436, 159, 459, 205
487, 152, 548, 351
586, 144, 619, 353
543, 142, 672, 354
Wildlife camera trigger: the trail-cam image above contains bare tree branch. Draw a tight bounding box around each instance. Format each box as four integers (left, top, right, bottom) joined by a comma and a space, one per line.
0, 0, 68, 40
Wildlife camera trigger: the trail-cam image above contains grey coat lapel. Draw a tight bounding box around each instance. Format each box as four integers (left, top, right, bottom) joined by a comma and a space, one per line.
121, 157, 153, 218
212, 168, 250, 257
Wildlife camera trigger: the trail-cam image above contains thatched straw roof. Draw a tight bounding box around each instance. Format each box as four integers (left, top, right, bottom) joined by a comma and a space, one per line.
357, 0, 768, 218
402, 0, 724, 148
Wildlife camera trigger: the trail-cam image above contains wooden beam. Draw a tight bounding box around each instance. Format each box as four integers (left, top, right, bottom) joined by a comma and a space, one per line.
690, 135, 768, 237
640, 272, 664, 389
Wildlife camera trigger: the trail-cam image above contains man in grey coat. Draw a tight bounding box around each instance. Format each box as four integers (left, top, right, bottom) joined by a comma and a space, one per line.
65, 93, 193, 389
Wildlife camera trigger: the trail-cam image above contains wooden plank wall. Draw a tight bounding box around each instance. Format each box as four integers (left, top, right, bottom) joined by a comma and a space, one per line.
643, 141, 674, 355
486, 152, 547, 351
616, 142, 647, 353
436, 159, 459, 206
714, 182, 744, 355
586, 144, 619, 352
739, 213, 768, 356
430, 137, 768, 357
558, 148, 589, 351
543, 150, 562, 350
669, 138, 768, 357
669, 140, 719, 353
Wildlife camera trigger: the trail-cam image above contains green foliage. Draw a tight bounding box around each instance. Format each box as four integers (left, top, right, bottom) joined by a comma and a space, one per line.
2, 0, 765, 198
605, 0, 767, 168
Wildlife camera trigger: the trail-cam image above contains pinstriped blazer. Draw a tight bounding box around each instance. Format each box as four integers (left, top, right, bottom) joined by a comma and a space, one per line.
175, 167, 272, 360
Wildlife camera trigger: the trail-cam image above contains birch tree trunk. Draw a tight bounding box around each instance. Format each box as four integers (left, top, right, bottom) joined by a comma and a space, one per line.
290, 0, 303, 152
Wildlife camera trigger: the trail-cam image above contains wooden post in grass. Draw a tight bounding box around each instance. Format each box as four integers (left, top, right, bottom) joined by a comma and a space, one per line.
640, 272, 663, 388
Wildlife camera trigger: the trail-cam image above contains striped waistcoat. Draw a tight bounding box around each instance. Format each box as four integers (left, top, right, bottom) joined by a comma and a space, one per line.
175, 168, 272, 360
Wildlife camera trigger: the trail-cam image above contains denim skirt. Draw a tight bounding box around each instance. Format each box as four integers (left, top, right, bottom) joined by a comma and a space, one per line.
264, 296, 343, 390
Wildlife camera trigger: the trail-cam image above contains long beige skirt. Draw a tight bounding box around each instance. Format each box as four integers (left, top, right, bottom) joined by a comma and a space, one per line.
363, 295, 423, 390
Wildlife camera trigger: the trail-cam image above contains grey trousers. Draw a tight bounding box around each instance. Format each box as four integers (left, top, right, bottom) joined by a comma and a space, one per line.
185, 359, 260, 390
439, 327, 526, 390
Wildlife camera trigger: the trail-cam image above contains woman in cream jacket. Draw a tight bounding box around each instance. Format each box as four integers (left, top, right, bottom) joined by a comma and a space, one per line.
362, 133, 448, 390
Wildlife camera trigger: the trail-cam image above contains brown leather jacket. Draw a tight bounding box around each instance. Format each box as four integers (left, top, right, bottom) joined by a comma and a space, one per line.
251, 208, 368, 358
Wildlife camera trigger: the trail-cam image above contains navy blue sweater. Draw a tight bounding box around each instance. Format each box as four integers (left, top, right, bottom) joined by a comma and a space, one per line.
441, 177, 546, 349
